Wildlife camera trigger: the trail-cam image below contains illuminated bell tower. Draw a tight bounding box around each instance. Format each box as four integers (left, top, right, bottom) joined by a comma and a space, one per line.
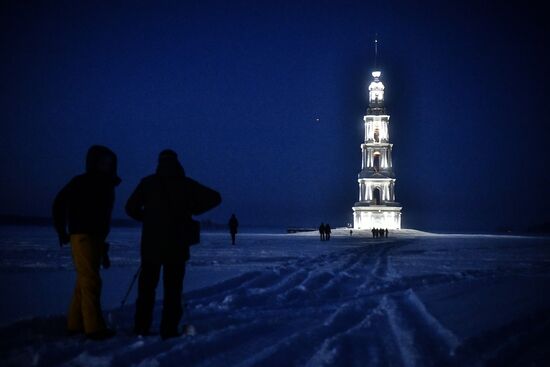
352, 40, 402, 229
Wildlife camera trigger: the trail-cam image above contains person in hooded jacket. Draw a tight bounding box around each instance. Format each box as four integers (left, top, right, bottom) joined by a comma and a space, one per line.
52, 145, 121, 340
126, 150, 221, 339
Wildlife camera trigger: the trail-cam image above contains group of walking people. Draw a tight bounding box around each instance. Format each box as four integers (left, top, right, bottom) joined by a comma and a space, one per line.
318, 223, 332, 241
53, 146, 221, 340
372, 228, 389, 238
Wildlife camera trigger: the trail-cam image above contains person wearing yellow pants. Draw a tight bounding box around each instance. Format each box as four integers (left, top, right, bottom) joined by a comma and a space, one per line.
67, 234, 107, 336
53, 145, 120, 340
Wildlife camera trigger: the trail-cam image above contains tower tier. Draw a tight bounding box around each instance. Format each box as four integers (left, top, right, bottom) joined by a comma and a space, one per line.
353, 67, 402, 230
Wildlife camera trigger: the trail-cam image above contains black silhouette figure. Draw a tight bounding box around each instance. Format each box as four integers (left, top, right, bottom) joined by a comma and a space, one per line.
325, 224, 332, 241
385, 228, 389, 238
372, 228, 376, 238
319, 223, 326, 241
52, 145, 120, 340
228, 214, 239, 245
126, 149, 221, 339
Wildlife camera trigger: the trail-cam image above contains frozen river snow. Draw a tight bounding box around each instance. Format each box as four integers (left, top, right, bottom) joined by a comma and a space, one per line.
0, 226, 549, 366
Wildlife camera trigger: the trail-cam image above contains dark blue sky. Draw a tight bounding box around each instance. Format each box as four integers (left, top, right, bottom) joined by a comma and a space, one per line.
1, 0, 548, 230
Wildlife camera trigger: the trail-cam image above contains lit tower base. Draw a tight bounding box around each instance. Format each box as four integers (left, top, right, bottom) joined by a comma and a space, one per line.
353, 69, 402, 229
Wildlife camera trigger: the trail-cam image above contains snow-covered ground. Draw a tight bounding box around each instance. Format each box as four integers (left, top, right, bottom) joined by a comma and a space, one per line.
0, 226, 549, 366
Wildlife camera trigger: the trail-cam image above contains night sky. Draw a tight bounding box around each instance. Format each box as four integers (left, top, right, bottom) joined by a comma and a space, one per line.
1, 0, 548, 231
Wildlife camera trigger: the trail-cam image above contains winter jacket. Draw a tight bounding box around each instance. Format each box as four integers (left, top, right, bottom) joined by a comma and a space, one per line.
53, 145, 121, 241
125, 156, 221, 263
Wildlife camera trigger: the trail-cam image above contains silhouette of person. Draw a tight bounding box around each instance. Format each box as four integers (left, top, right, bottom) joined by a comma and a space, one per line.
385, 228, 389, 238
228, 214, 239, 245
325, 224, 332, 240
126, 149, 221, 339
319, 223, 325, 241
52, 145, 120, 340
372, 228, 376, 238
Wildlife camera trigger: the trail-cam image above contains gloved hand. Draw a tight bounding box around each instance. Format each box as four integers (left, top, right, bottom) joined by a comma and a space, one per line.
58, 232, 70, 247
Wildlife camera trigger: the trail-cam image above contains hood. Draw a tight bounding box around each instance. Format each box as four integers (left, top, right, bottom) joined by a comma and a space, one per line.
156, 149, 186, 178
85, 145, 121, 186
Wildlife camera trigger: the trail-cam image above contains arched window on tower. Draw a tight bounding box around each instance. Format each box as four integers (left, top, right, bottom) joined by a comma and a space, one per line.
373, 188, 381, 205
373, 152, 380, 172
374, 128, 380, 143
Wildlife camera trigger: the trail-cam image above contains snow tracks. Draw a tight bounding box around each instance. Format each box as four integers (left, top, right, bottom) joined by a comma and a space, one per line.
166, 240, 461, 367
2, 236, 549, 366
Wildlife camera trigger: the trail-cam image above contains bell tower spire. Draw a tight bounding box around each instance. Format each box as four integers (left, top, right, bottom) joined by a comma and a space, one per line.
352, 38, 402, 230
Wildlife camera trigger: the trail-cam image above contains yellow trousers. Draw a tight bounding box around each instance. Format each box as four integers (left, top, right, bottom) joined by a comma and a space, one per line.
68, 234, 106, 334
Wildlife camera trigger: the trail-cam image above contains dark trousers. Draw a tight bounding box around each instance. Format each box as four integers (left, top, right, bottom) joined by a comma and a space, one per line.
231, 232, 236, 245
134, 261, 186, 336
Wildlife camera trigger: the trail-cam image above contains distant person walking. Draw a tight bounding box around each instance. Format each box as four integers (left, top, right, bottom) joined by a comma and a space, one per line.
52, 145, 121, 340
228, 214, 239, 245
385, 228, 389, 238
325, 224, 332, 241
372, 228, 376, 238
319, 223, 326, 241
126, 149, 221, 339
